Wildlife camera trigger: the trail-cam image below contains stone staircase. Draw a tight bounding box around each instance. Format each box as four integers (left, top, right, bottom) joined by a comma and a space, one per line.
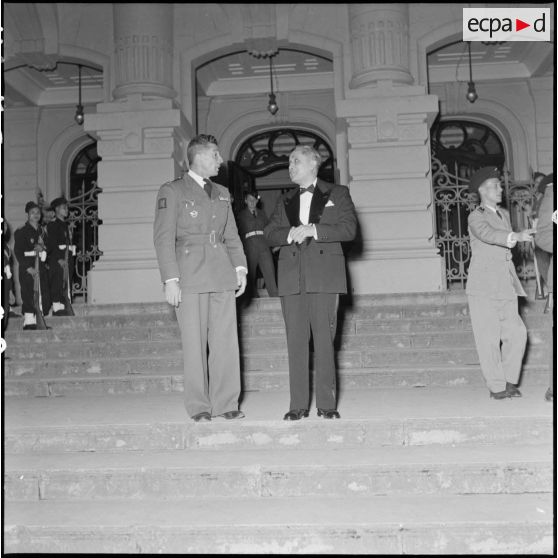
2, 291, 554, 553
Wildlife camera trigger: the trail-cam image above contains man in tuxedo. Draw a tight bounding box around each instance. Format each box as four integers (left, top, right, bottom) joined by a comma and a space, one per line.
465, 167, 535, 399
265, 145, 357, 420
153, 134, 248, 422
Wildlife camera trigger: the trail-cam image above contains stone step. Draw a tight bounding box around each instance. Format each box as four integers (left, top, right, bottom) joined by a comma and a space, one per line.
4, 320, 551, 353
5, 301, 550, 335
3, 342, 550, 381
4, 493, 553, 554
4, 444, 552, 502
3, 363, 551, 398
4, 388, 552, 453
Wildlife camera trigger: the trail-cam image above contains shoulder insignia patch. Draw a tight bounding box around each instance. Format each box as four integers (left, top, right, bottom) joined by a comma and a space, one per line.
158, 197, 167, 210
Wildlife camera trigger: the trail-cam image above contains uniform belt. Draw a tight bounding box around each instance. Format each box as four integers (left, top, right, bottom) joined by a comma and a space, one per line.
176, 232, 223, 246
245, 230, 264, 239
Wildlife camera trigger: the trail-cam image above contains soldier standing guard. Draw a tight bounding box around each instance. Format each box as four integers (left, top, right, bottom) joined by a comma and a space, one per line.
236, 192, 278, 298
465, 167, 535, 399
13, 202, 48, 330
46, 197, 76, 316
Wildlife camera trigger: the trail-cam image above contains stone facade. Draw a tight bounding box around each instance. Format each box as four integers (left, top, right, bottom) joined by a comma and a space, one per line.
2, 3, 554, 303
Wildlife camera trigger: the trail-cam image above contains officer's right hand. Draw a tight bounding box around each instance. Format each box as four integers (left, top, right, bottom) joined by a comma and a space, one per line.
58, 259, 68, 270
164, 280, 181, 307
26, 267, 38, 277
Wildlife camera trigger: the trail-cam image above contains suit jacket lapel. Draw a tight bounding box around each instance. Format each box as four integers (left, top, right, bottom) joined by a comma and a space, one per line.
284, 188, 300, 227
309, 179, 332, 224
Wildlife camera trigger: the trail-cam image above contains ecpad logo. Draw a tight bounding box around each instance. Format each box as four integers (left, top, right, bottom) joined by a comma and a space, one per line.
463, 8, 550, 41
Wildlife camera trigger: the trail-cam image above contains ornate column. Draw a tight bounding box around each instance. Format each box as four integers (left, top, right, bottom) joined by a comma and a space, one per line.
338, 4, 444, 294
86, 4, 193, 304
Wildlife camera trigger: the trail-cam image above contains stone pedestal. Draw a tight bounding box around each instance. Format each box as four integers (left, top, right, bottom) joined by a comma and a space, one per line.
339, 90, 444, 294
85, 96, 191, 304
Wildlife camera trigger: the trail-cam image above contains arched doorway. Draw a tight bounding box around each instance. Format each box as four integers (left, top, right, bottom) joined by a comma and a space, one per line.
67, 143, 103, 300
230, 128, 335, 218
431, 118, 537, 288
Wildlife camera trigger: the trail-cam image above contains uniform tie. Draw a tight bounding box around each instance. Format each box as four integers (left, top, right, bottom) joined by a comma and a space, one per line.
496, 209, 503, 220
203, 179, 212, 197
299, 185, 315, 195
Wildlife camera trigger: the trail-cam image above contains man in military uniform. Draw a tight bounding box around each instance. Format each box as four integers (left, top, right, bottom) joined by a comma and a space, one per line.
465, 167, 535, 399
236, 192, 278, 298
13, 202, 48, 330
46, 197, 75, 316
153, 134, 248, 422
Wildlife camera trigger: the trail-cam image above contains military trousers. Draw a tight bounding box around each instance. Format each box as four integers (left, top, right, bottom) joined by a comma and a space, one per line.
467, 295, 527, 393
175, 291, 241, 417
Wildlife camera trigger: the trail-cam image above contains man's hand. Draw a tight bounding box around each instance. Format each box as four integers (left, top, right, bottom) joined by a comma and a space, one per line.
512, 228, 535, 243
290, 224, 315, 244
164, 280, 181, 307
58, 258, 68, 270
26, 267, 38, 278
235, 269, 247, 298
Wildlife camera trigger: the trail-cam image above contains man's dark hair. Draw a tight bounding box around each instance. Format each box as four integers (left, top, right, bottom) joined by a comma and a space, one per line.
187, 134, 218, 165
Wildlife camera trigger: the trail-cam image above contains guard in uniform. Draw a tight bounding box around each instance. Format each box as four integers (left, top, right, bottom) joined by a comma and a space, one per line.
236, 192, 278, 297
153, 134, 248, 422
465, 167, 535, 399
46, 197, 75, 316
13, 202, 48, 330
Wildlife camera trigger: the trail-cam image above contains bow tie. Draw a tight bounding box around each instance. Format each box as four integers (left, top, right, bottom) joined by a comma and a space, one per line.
299, 185, 315, 195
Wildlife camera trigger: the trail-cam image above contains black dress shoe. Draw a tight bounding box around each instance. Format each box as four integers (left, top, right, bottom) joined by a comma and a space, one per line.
490, 390, 511, 400
192, 412, 211, 422
544, 387, 553, 402
283, 409, 309, 421
53, 310, 69, 317
218, 410, 245, 420
22, 324, 37, 331
317, 408, 341, 419
505, 382, 522, 397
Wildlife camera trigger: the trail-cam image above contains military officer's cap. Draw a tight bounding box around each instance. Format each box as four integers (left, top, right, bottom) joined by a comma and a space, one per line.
468, 167, 500, 195
50, 197, 69, 210
538, 172, 554, 194
24, 201, 40, 213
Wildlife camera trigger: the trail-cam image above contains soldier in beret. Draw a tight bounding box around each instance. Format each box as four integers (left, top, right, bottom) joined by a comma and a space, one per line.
465, 167, 535, 399
45, 197, 75, 316
13, 202, 49, 329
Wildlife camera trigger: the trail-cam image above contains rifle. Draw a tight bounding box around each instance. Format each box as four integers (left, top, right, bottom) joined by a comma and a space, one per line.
33, 250, 48, 330
62, 244, 75, 316
529, 217, 545, 300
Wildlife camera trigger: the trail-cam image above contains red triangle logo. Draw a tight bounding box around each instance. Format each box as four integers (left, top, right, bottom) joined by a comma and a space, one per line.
516, 19, 530, 31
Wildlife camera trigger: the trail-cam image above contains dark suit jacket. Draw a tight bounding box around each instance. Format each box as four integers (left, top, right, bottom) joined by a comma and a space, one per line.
264, 179, 357, 295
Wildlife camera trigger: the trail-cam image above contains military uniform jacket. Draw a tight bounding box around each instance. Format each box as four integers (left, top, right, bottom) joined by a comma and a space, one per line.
14, 222, 45, 272
465, 206, 526, 299
45, 218, 71, 263
264, 179, 357, 295
153, 175, 247, 293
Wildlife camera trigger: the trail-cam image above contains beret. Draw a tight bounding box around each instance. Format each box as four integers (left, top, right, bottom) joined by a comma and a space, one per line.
468, 167, 500, 195
537, 173, 554, 194
50, 197, 68, 210
24, 201, 40, 213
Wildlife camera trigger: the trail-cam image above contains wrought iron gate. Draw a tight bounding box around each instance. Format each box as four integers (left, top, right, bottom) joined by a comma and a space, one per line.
433, 156, 538, 289
66, 144, 103, 299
